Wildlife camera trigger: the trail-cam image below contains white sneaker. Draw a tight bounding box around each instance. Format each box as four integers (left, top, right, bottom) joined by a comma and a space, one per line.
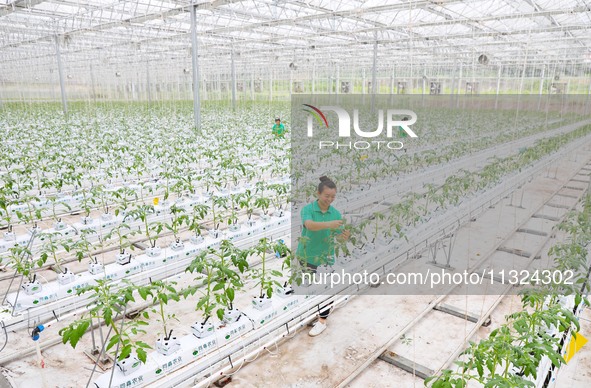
308, 321, 327, 337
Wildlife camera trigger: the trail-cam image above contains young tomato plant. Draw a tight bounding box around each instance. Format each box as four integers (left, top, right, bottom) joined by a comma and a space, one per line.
189, 203, 209, 241
238, 189, 255, 224
210, 195, 228, 235
90, 184, 111, 216
165, 204, 189, 243
128, 204, 161, 249
210, 240, 249, 319
227, 192, 243, 230
185, 251, 219, 326
112, 186, 138, 218
59, 280, 152, 363
8, 245, 36, 282
137, 280, 181, 341
78, 188, 95, 221
106, 222, 135, 255
186, 240, 249, 322
251, 238, 287, 299
38, 232, 67, 273
254, 196, 271, 219
267, 183, 289, 216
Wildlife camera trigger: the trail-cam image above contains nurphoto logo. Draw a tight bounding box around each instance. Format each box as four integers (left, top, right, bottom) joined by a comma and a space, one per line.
302, 104, 417, 150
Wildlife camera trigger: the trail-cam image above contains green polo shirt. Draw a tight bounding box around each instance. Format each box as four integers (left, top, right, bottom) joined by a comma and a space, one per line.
272, 123, 285, 137
296, 200, 343, 266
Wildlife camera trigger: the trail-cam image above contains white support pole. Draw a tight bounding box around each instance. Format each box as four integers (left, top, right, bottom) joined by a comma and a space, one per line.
90, 63, 96, 103
519, 59, 527, 94
585, 74, 591, 116
362, 68, 366, 94
538, 65, 545, 110
202, 74, 208, 101
54, 35, 68, 115
250, 72, 254, 101
390, 72, 394, 94
231, 47, 236, 110
190, 2, 201, 130
336, 65, 340, 95
422, 70, 426, 95
372, 34, 378, 95
312, 62, 315, 94
457, 62, 463, 96
146, 61, 151, 104
269, 70, 272, 101
495, 64, 502, 110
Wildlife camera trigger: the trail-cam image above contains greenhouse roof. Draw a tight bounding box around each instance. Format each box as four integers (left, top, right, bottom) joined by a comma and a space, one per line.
0, 0, 590, 80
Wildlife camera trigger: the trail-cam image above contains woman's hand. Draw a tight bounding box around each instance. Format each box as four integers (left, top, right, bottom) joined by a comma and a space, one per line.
326, 220, 344, 229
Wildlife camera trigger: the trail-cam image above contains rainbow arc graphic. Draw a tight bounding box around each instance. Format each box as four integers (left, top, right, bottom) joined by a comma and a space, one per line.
302, 104, 328, 128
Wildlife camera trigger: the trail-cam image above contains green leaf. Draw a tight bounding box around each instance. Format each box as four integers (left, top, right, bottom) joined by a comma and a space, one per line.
476, 361, 484, 378
137, 347, 147, 364
136, 341, 152, 349
72, 320, 91, 348
118, 345, 132, 360
106, 334, 120, 351
138, 287, 150, 300
226, 287, 235, 302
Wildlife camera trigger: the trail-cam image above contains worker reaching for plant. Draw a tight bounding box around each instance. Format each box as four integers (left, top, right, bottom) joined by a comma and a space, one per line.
295, 176, 350, 337
272, 117, 286, 138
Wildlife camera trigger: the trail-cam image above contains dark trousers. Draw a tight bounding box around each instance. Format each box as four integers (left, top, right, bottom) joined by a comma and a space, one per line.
306, 263, 333, 319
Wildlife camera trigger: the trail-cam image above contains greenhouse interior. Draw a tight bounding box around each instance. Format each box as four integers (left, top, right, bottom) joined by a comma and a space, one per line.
1, 0, 591, 387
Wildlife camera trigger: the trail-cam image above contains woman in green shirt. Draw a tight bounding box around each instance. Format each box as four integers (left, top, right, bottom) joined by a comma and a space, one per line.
296, 176, 350, 336
272, 118, 286, 138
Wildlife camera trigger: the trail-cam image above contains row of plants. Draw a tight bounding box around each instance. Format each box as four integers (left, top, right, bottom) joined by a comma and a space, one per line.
425, 194, 591, 387
0, 155, 286, 227
0, 104, 291, 230
3, 182, 289, 290
291, 106, 582, 203
332, 124, 591, 258
59, 238, 291, 364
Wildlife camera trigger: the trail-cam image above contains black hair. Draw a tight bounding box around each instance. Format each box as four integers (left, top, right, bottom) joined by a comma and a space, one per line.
402, 116, 410, 121
318, 176, 336, 193
275, 117, 281, 121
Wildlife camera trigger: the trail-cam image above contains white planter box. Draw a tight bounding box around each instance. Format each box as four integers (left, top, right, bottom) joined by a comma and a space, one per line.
22, 280, 42, 295
208, 229, 223, 239
116, 251, 133, 265
56, 268, 76, 285
190, 235, 204, 245
155, 335, 181, 357
88, 261, 104, 275
222, 308, 242, 324
191, 321, 214, 339
116, 354, 142, 376
145, 246, 162, 258
169, 240, 184, 251
251, 296, 273, 311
